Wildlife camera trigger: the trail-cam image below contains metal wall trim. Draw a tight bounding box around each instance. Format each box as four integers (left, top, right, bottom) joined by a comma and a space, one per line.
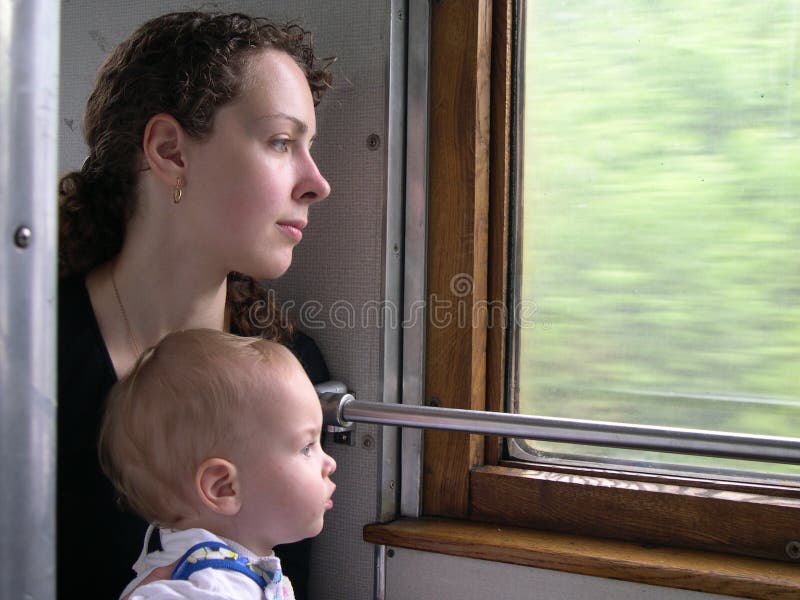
379, 0, 408, 521
375, 0, 410, 598
399, 0, 430, 519
0, 1, 60, 599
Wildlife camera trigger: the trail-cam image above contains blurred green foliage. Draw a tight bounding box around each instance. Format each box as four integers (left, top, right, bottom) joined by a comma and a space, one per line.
518, 0, 800, 474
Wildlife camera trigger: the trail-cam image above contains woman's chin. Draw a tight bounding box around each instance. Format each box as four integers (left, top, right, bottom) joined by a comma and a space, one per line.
245, 253, 294, 281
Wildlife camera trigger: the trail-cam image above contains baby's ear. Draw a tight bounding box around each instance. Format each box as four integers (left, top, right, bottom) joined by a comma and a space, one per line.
195, 458, 242, 516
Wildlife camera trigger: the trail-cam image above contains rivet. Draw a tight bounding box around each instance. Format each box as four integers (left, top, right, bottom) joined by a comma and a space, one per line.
386, 548, 395, 558
787, 540, 800, 560
361, 434, 375, 449
367, 133, 381, 151
14, 226, 32, 249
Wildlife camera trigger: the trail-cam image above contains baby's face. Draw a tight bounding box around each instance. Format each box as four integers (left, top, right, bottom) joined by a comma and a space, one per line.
234, 357, 336, 555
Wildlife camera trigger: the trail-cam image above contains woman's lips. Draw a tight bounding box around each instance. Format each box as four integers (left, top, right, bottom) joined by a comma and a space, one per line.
276, 222, 305, 242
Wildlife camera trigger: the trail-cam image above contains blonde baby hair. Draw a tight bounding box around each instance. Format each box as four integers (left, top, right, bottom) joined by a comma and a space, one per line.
98, 328, 297, 526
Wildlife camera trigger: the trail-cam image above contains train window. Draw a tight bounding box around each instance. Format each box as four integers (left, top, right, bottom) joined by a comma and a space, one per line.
416, 0, 800, 586
512, 2, 800, 478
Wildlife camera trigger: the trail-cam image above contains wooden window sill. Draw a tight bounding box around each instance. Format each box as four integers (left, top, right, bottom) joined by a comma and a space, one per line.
363, 517, 800, 600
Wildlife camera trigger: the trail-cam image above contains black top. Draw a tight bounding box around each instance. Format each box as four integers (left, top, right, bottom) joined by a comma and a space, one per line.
57, 275, 329, 600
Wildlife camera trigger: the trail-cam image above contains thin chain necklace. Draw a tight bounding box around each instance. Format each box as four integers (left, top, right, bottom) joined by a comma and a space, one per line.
110, 265, 142, 357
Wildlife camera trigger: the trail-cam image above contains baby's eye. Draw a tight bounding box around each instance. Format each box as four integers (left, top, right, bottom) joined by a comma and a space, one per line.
301, 443, 313, 457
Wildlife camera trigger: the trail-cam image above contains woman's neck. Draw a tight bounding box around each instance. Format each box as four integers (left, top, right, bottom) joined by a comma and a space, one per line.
87, 248, 228, 377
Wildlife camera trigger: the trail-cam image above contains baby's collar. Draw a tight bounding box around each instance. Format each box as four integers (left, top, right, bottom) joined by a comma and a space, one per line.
132, 523, 158, 576
215, 534, 279, 566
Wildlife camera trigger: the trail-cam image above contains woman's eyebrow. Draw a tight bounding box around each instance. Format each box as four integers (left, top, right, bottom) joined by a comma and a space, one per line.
256, 112, 308, 134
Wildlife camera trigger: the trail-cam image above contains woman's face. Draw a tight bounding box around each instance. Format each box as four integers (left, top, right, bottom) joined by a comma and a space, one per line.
182, 49, 330, 280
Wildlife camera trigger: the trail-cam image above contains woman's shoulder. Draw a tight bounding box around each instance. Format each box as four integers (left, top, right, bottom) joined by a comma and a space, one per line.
57, 274, 116, 398
58, 274, 100, 345
58, 274, 92, 327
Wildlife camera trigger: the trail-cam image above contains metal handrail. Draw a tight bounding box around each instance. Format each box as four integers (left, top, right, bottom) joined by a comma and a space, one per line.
320, 393, 800, 464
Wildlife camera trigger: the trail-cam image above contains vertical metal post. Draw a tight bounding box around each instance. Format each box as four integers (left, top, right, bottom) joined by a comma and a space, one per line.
380, 0, 408, 525
0, 1, 59, 599
375, 1, 410, 597
400, 0, 431, 519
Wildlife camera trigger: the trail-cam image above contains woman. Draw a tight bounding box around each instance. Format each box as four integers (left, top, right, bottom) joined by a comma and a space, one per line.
57, 12, 332, 599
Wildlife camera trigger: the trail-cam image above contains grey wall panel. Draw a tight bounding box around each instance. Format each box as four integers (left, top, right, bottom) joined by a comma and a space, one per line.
59, 2, 391, 599
385, 548, 740, 600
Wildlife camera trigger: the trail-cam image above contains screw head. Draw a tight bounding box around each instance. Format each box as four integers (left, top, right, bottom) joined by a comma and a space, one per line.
787, 540, 800, 560
367, 133, 381, 150
14, 226, 32, 248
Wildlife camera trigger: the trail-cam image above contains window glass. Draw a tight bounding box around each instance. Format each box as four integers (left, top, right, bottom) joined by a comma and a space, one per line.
516, 0, 800, 477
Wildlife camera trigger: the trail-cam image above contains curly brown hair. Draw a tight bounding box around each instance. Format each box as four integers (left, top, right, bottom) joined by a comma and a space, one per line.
59, 11, 333, 339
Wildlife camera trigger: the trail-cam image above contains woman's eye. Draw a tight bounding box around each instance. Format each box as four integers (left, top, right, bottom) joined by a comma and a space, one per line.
271, 138, 290, 152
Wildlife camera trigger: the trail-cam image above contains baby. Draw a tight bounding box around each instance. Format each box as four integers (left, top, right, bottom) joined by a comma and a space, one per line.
99, 329, 336, 599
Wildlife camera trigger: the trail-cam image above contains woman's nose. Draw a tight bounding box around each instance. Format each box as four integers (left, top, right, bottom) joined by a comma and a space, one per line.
295, 155, 331, 204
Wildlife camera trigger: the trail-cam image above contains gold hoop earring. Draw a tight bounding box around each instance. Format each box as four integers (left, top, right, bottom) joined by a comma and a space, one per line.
172, 177, 183, 204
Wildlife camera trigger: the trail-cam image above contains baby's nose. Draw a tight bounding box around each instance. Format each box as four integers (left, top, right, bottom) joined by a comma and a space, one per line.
324, 453, 336, 476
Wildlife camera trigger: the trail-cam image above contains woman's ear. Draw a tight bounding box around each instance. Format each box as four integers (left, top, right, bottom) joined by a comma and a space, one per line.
142, 113, 188, 186
195, 458, 242, 516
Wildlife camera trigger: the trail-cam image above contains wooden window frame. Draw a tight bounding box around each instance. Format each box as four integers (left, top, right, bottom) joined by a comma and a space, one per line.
366, 2, 800, 599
